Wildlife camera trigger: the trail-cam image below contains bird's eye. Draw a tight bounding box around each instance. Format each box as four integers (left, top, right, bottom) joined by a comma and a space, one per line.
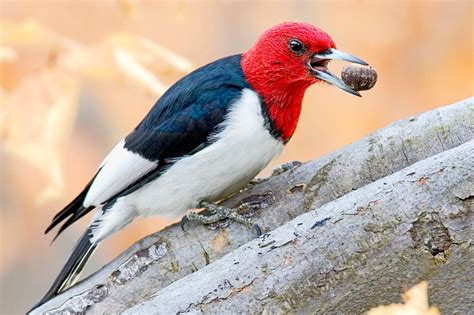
288, 39, 305, 54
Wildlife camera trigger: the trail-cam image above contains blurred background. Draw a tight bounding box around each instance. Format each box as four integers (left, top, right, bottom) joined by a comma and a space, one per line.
0, 1, 472, 313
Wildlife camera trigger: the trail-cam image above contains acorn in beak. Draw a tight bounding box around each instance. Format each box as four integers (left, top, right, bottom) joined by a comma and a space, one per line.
308, 48, 368, 97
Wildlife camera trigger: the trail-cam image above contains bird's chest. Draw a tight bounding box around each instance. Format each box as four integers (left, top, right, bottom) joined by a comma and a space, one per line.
168, 89, 284, 199
197, 89, 284, 194
136, 89, 284, 217
197, 101, 285, 199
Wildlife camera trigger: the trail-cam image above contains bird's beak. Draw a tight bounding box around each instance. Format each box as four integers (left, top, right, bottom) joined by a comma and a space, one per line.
308, 48, 368, 97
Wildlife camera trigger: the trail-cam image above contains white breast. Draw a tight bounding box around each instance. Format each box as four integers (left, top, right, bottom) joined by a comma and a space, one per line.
130, 88, 284, 219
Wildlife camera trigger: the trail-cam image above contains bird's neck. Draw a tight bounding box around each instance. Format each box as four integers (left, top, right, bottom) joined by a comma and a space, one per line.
241, 53, 311, 142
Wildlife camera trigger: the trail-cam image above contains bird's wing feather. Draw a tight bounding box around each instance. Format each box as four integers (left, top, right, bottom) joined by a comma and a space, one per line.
47, 55, 249, 236
83, 54, 250, 207
83, 140, 158, 206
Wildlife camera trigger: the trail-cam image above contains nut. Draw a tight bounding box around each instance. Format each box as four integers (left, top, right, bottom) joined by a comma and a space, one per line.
341, 65, 377, 91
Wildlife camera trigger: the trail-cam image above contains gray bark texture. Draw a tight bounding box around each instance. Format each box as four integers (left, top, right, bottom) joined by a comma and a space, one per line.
33, 97, 474, 315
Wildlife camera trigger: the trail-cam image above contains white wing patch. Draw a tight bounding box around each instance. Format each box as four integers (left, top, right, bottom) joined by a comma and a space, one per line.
83, 139, 157, 207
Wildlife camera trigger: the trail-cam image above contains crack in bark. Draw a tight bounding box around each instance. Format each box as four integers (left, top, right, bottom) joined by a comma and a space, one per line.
45, 285, 108, 315
303, 158, 336, 210
110, 240, 169, 285
409, 212, 452, 257
399, 136, 411, 164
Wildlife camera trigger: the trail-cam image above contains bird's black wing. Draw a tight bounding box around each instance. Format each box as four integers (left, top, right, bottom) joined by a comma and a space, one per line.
46, 54, 251, 237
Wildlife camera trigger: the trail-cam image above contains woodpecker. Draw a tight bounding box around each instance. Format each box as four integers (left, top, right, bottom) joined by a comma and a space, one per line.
32, 21, 368, 309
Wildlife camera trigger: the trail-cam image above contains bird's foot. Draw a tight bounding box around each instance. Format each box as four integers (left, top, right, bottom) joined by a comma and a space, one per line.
271, 160, 302, 176
247, 178, 266, 187
245, 161, 302, 190
180, 201, 262, 236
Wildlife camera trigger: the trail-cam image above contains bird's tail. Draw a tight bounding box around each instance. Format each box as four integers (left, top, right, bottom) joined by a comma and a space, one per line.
30, 229, 98, 311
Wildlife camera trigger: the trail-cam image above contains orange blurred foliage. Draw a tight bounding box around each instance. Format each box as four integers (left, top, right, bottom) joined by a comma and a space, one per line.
0, 1, 472, 313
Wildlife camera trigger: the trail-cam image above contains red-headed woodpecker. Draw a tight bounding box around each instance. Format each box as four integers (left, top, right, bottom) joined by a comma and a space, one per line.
32, 21, 368, 310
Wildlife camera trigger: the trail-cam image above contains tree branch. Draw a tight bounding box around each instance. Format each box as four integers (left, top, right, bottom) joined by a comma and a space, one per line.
126, 140, 474, 315
32, 97, 473, 314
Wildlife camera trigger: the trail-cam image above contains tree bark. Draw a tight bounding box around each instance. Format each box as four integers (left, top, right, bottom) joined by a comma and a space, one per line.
33, 97, 474, 314
125, 139, 474, 315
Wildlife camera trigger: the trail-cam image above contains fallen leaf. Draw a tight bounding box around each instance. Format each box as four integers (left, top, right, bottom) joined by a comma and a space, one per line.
367, 281, 440, 315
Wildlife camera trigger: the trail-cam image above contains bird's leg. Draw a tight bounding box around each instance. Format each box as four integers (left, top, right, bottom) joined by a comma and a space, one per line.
181, 201, 262, 236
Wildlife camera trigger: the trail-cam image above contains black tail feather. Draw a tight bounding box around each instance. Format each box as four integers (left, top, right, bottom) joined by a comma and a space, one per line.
30, 229, 98, 311
45, 179, 95, 236
51, 206, 94, 242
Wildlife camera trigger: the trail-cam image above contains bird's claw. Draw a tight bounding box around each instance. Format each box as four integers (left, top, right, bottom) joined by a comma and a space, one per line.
271, 160, 302, 177
180, 215, 189, 232
180, 201, 262, 237
252, 223, 262, 237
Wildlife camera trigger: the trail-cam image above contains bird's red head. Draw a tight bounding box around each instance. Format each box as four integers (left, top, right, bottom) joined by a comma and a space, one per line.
242, 22, 367, 141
